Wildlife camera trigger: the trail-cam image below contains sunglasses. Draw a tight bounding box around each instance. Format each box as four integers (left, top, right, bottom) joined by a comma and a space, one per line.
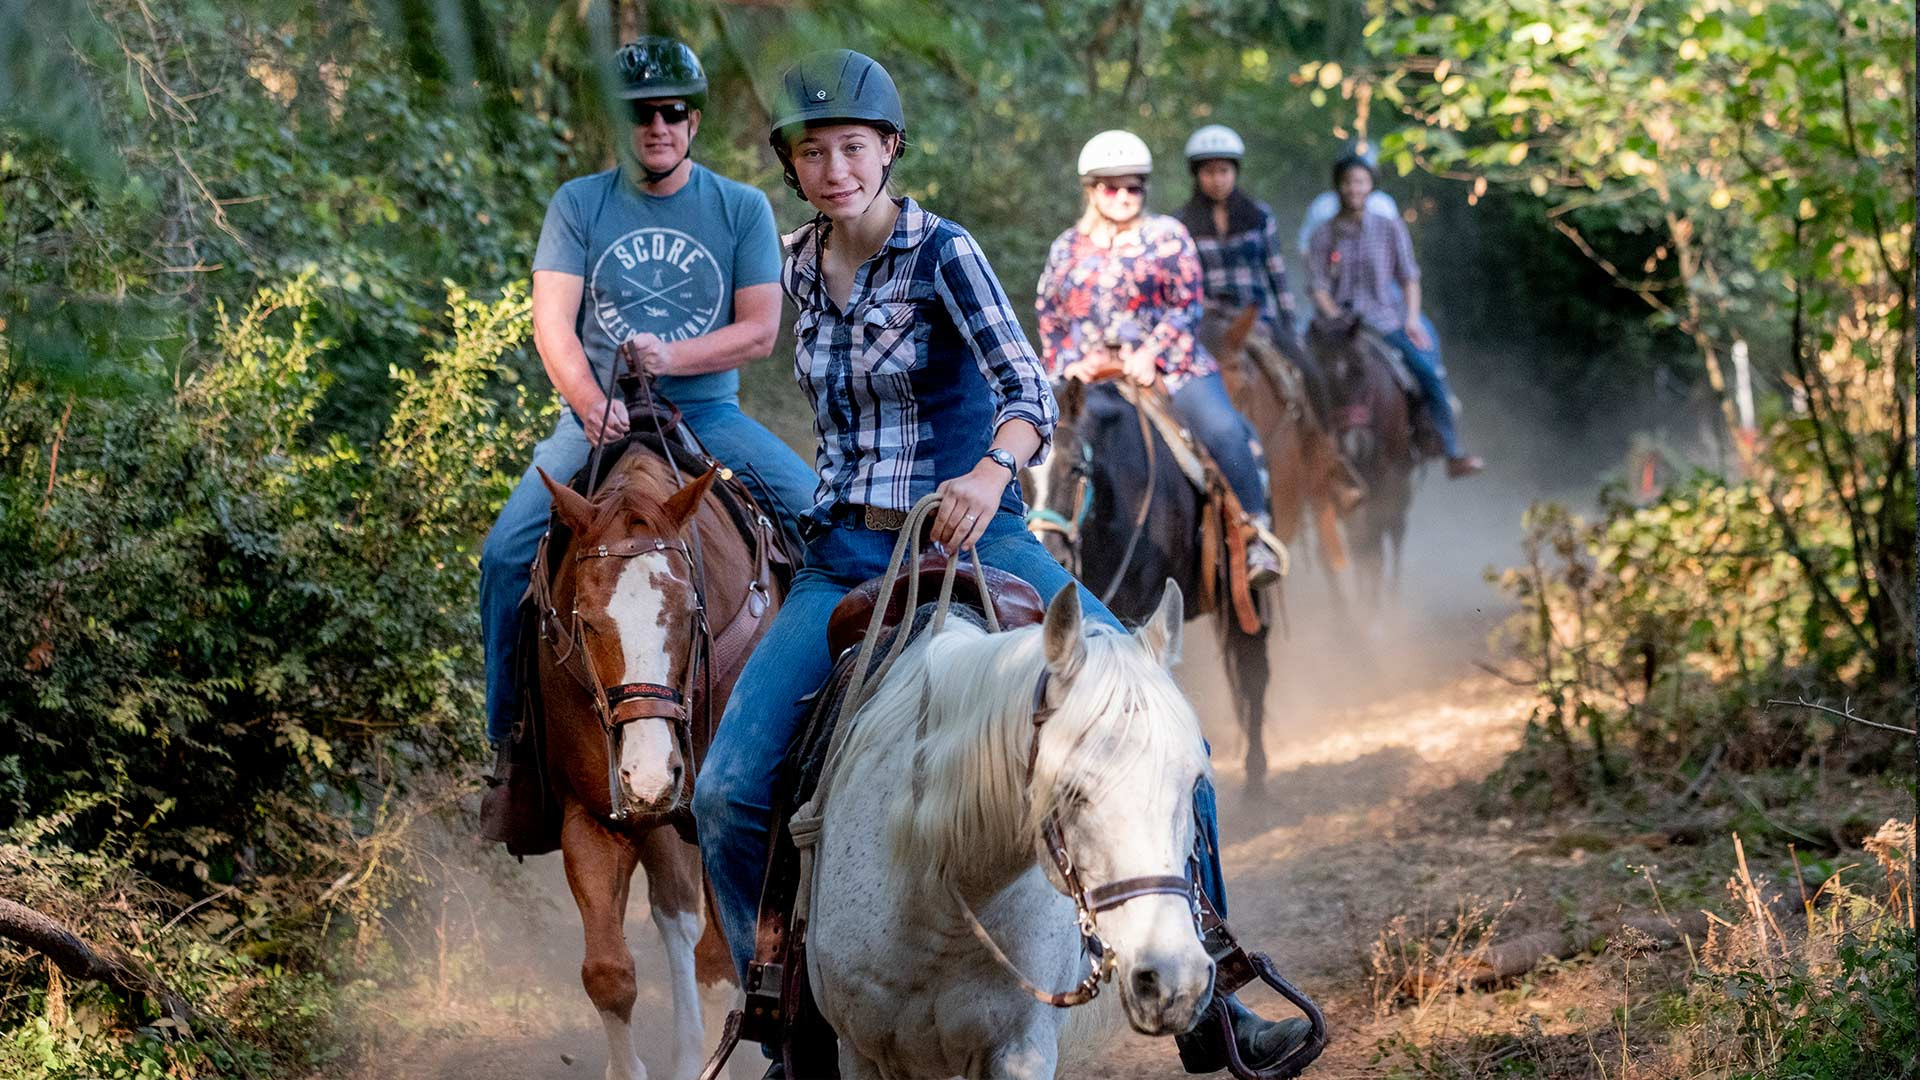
1095, 179, 1147, 196
630, 101, 691, 126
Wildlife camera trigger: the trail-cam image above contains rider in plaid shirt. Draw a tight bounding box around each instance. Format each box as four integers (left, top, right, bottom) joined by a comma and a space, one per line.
1175, 124, 1336, 421
1306, 154, 1483, 477
782, 198, 1056, 521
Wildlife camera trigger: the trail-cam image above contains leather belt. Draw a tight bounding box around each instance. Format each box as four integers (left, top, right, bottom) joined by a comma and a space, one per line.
861, 505, 908, 532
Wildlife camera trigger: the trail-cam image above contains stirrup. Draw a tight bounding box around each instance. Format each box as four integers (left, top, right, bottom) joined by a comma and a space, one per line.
1191, 907, 1327, 1079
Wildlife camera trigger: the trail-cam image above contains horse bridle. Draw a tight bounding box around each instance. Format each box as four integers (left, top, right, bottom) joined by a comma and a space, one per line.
951, 667, 1202, 1008
547, 533, 710, 824
1024, 396, 1159, 608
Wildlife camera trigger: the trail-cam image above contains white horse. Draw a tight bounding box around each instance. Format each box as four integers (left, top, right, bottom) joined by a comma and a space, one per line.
807, 581, 1215, 1079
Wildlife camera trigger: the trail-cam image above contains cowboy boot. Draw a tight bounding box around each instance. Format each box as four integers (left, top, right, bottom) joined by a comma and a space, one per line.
1176, 994, 1314, 1074
477, 741, 516, 843
1245, 513, 1284, 590
1323, 439, 1367, 515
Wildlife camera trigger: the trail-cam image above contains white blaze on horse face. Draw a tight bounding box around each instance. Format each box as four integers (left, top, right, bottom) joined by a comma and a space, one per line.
605, 560, 682, 806
1070, 739, 1213, 1037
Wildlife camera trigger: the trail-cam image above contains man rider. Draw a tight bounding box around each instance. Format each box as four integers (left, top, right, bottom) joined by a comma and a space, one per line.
478, 37, 817, 833
1306, 154, 1484, 478
1297, 142, 1443, 359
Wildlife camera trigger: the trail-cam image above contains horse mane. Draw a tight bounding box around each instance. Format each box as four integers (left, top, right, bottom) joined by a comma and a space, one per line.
580, 454, 682, 541
832, 618, 1208, 890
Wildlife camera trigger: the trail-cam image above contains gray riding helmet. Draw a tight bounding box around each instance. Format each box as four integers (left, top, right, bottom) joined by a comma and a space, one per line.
768, 49, 905, 148
616, 36, 707, 107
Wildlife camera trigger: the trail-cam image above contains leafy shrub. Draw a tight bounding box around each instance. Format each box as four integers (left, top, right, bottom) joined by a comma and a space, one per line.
0, 279, 538, 1072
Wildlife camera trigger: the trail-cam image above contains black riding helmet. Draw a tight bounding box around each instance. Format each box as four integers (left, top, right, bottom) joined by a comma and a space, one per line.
767, 49, 906, 196
617, 36, 707, 108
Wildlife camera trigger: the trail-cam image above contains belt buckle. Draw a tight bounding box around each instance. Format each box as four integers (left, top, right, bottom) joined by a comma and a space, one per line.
862, 505, 908, 532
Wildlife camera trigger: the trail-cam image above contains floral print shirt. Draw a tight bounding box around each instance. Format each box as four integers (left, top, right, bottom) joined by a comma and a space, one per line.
1034, 213, 1218, 392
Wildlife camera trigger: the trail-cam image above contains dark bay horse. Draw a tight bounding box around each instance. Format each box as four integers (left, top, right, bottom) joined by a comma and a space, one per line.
1028, 366, 1278, 794
535, 449, 779, 1080
1308, 319, 1436, 607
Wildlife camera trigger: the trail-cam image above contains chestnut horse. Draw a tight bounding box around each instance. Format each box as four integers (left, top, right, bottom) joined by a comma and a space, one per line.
1201, 305, 1355, 595
536, 448, 780, 1080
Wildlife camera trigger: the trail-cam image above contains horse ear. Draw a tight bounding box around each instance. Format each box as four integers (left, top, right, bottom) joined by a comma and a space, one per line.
660, 468, 719, 533
1135, 579, 1184, 669
539, 467, 595, 533
1056, 376, 1085, 422
1224, 305, 1260, 361
1042, 583, 1087, 680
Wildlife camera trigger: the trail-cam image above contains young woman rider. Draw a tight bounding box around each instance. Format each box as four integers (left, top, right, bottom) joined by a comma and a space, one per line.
1036, 129, 1287, 589
690, 52, 1307, 1076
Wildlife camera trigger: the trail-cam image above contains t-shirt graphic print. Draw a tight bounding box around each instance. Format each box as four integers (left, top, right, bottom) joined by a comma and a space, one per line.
591, 226, 725, 344
533, 163, 781, 405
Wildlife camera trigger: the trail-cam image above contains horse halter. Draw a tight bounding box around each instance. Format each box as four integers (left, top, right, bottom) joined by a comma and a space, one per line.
954, 666, 1201, 1009
550, 533, 708, 824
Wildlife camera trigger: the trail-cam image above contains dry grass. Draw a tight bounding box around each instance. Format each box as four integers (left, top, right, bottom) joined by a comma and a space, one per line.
1359, 818, 1916, 1079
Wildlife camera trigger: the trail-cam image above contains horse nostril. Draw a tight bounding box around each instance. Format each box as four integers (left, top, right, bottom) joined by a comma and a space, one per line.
1131, 966, 1162, 1002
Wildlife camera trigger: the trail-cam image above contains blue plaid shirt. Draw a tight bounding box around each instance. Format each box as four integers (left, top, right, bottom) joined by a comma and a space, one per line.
783, 198, 1056, 520
1190, 200, 1295, 339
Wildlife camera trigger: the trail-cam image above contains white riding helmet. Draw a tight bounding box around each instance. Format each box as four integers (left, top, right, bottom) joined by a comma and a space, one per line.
1184, 124, 1245, 163
1077, 130, 1153, 179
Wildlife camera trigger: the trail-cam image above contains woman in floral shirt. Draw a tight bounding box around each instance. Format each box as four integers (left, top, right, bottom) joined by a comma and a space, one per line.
1036, 129, 1283, 586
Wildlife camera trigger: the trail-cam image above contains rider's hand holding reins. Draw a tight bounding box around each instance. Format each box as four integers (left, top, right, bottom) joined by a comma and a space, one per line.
931, 463, 1005, 551
930, 419, 1043, 551
1121, 342, 1159, 388
619, 332, 678, 378
578, 393, 631, 445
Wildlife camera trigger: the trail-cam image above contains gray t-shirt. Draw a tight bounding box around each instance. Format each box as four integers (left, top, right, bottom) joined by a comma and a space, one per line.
532, 163, 781, 405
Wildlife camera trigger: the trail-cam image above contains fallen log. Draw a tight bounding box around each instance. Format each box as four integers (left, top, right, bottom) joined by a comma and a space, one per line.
0, 897, 195, 1032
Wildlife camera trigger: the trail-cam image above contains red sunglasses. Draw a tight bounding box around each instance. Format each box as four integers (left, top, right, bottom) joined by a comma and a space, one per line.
1094, 179, 1147, 196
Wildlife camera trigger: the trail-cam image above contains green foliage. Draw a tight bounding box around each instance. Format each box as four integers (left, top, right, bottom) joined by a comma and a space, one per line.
1403, 0, 1920, 806
0, 0, 559, 425
0, 280, 536, 1070
1487, 380, 1911, 807
0, 840, 340, 1078
1712, 927, 1918, 1079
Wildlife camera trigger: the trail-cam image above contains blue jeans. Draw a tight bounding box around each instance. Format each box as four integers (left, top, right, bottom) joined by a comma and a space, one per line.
693, 510, 1231, 982
1171, 371, 1268, 512
1381, 326, 1463, 458
478, 401, 816, 745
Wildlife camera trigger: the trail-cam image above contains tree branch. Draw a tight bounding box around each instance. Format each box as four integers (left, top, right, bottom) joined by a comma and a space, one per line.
1767, 696, 1917, 737
0, 898, 196, 1031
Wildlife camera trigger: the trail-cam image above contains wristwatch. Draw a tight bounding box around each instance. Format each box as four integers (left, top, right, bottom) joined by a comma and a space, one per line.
983, 448, 1020, 485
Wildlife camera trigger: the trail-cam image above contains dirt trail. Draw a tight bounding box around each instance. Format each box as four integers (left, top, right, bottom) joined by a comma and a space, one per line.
347, 612, 1532, 1080
350, 443, 1566, 1079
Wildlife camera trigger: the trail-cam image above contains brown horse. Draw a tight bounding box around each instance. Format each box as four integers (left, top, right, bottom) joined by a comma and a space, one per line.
535, 448, 779, 1080
1308, 319, 1432, 607
1201, 305, 1356, 589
